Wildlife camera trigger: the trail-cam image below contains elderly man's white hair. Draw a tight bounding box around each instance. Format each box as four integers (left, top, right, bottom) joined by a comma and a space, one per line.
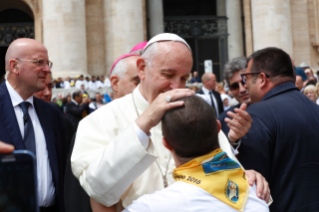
110, 59, 128, 79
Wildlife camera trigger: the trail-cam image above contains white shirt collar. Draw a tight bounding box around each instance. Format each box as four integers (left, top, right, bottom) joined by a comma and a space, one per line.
72, 99, 78, 105
5, 80, 34, 108
201, 86, 211, 95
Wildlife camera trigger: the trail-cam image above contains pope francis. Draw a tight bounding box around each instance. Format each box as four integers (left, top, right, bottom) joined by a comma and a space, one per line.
71, 33, 268, 211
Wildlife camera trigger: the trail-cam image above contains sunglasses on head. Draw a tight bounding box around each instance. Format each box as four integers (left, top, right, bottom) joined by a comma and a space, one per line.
229, 79, 245, 90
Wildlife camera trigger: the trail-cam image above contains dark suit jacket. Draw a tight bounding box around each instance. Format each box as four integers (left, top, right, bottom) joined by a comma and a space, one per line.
0, 82, 66, 212
65, 101, 89, 130
64, 134, 92, 212
197, 88, 224, 115
238, 82, 319, 212
218, 104, 240, 135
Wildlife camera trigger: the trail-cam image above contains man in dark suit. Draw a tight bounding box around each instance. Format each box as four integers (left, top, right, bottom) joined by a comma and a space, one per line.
196, 73, 223, 117
218, 57, 250, 135
33, 72, 75, 158
66, 91, 89, 130
0, 38, 66, 212
236, 47, 319, 211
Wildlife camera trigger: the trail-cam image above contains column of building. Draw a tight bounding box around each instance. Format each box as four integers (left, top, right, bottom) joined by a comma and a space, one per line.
42, 0, 88, 78
226, 0, 244, 60
85, 0, 106, 76
147, 0, 164, 38
103, 0, 145, 75
251, 0, 293, 55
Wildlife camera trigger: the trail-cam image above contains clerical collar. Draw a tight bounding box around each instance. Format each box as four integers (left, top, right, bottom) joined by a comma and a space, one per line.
136, 85, 149, 104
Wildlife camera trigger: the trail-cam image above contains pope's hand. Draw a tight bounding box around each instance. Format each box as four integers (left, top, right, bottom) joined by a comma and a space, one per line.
136, 89, 194, 134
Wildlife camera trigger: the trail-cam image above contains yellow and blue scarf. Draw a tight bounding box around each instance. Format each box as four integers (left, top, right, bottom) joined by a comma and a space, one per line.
173, 148, 249, 211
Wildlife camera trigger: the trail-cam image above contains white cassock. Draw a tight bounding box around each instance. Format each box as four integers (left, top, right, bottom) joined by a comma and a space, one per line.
71, 87, 241, 210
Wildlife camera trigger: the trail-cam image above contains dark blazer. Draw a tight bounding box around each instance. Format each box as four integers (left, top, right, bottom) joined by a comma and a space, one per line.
218, 104, 240, 135
65, 101, 89, 130
64, 134, 92, 212
238, 82, 319, 212
0, 82, 66, 212
197, 88, 224, 115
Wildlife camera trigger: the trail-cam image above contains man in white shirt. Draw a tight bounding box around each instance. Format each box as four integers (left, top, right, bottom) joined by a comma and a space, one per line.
124, 96, 269, 212
89, 76, 98, 91
75, 75, 86, 89
71, 33, 269, 212
0, 38, 66, 212
64, 76, 71, 89
196, 73, 224, 118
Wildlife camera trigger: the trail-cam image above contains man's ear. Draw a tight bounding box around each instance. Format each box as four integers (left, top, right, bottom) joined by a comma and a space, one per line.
216, 120, 221, 133
9, 59, 19, 75
162, 137, 173, 151
136, 58, 146, 80
110, 75, 119, 93
259, 73, 268, 88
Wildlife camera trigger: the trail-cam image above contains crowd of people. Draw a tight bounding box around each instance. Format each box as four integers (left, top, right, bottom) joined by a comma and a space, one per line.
0, 32, 319, 212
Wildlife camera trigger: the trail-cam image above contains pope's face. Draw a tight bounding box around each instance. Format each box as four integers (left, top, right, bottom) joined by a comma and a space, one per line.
140, 42, 193, 103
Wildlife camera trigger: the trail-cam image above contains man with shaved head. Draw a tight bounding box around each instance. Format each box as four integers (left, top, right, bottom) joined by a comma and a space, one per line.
72, 34, 270, 211
0, 38, 66, 212
197, 72, 224, 118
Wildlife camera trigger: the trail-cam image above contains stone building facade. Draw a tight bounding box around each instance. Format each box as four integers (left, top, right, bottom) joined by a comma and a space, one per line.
0, 0, 318, 80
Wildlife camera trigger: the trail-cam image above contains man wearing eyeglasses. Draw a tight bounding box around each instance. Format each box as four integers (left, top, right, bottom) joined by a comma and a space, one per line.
218, 57, 250, 136
235, 47, 319, 212
0, 38, 66, 212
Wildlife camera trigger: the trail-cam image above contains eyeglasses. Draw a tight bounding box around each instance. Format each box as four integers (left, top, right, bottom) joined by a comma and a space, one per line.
229, 79, 245, 90
16, 59, 53, 69
241, 72, 269, 83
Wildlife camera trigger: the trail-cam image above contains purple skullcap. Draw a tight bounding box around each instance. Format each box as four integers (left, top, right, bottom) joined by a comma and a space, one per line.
130, 41, 148, 53
110, 54, 140, 76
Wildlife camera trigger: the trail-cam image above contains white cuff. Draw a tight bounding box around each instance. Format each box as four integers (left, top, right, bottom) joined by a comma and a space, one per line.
133, 122, 150, 149
231, 139, 241, 156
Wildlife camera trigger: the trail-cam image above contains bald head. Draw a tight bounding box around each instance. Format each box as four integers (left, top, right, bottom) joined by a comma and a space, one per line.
202, 73, 217, 90
5, 38, 51, 100
6, 39, 46, 71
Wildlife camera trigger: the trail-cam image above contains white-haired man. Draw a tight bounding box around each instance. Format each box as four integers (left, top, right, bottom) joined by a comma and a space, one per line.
110, 54, 141, 99
71, 33, 269, 212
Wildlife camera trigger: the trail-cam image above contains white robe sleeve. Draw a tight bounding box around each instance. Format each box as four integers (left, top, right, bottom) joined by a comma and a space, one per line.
71, 99, 157, 207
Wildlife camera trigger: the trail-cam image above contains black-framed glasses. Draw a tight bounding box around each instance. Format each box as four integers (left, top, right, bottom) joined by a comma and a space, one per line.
16, 58, 53, 69
229, 79, 246, 90
241, 72, 269, 83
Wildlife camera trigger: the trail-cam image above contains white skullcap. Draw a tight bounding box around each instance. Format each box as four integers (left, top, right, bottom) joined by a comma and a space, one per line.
143, 33, 191, 53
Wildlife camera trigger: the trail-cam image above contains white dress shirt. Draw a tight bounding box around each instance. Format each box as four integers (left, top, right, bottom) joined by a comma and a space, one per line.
104, 78, 111, 87
89, 81, 98, 91
201, 86, 219, 117
6, 81, 55, 207
64, 80, 71, 89
75, 80, 88, 89
124, 182, 269, 212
